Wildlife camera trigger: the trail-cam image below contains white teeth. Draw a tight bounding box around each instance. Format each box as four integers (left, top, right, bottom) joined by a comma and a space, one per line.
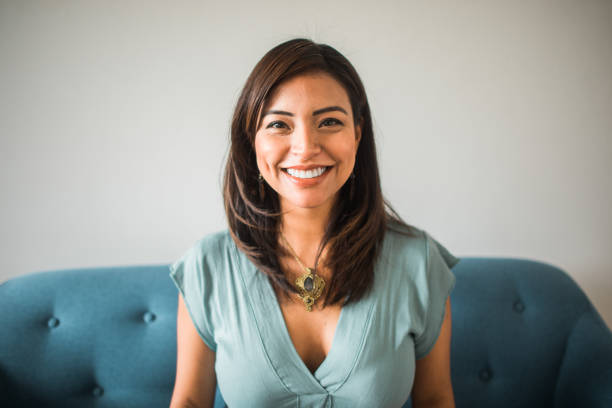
286, 167, 327, 179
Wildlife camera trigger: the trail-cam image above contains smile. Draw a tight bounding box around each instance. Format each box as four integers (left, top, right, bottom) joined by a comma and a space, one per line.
281, 166, 333, 187
284, 167, 330, 179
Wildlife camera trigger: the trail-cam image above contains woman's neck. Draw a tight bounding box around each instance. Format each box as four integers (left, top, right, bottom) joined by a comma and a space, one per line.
279, 199, 334, 271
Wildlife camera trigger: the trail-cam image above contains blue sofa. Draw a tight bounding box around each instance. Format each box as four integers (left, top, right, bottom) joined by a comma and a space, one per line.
1, 257, 611, 407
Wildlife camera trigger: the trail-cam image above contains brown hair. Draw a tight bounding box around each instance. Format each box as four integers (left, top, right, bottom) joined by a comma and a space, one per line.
223, 38, 415, 307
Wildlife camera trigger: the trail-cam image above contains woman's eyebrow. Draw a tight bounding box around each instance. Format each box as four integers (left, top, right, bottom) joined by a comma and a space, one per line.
261, 106, 348, 118
313, 106, 348, 116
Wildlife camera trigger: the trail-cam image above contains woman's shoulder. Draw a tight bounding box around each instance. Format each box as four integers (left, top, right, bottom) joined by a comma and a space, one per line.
173, 229, 234, 269
384, 220, 427, 253
193, 229, 233, 254
383, 220, 460, 269
170, 230, 239, 296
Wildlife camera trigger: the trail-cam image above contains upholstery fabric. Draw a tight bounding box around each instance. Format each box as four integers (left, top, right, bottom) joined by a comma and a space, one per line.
1, 258, 611, 407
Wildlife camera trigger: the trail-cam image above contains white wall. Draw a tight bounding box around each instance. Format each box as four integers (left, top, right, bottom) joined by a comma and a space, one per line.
1, 1, 611, 328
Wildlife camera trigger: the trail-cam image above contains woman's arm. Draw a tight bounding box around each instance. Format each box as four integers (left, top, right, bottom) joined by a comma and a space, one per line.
411, 296, 455, 408
169, 293, 217, 408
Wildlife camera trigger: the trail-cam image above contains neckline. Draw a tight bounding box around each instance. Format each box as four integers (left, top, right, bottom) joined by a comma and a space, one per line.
265, 275, 346, 378
230, 238, 377, 394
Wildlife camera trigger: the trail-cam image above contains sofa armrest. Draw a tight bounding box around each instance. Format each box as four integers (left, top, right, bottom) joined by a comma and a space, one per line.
554, 303, 612, 407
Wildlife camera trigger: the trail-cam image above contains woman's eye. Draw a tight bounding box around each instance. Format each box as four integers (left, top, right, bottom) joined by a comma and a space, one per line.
320, 118, 343, 127
267, 121, 287, 129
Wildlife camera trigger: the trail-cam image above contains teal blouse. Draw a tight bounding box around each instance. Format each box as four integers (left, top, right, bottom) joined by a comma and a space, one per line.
169, 225, 459, 407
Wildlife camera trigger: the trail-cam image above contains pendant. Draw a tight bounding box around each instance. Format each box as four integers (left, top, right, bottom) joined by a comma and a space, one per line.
295, 267, 325, 312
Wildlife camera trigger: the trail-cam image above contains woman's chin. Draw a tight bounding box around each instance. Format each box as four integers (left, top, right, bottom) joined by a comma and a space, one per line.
280, 194, 336, 212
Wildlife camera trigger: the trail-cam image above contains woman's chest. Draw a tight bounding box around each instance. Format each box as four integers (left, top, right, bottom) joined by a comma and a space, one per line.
276, 298, 343, 374
212, 291, 418, 408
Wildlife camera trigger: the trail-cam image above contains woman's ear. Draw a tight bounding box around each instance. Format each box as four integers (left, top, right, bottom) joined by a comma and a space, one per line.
355, 118, 363, 148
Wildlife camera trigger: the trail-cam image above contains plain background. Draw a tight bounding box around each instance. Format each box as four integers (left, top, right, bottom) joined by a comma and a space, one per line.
1, 1, 611, 329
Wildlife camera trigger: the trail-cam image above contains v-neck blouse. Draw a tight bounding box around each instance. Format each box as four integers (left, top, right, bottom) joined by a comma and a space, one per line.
169, 225, 459, 408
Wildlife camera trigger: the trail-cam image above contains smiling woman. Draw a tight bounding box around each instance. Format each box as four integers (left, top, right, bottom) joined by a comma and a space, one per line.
254, 73, 361, 213
169, 38, 459, 408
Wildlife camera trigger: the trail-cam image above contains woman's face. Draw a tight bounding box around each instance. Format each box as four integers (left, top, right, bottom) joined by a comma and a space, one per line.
254, 72, 361, 212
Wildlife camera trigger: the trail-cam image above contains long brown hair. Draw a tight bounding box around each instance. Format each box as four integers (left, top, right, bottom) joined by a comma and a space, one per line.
223, 38, 415, 307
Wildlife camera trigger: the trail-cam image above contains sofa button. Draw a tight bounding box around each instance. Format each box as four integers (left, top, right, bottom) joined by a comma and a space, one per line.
92, 386, 104, 397
513, 301, 525, 314
143, 312, 156, 323
47, 317, 60, 328
479, 368, 492, 382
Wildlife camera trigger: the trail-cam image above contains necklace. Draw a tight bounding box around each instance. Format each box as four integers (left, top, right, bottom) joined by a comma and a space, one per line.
279, 233, 326, 312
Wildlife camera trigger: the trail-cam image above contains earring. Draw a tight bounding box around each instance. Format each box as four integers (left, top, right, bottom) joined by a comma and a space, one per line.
349, 171, 356, 201
258, 173, 265, 201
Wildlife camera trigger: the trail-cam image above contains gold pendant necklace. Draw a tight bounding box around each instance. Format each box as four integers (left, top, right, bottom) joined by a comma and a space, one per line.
280, 234, 326, 312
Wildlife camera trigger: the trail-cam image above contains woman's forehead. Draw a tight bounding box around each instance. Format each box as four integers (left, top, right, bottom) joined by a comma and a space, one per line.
262, 73, 351, 114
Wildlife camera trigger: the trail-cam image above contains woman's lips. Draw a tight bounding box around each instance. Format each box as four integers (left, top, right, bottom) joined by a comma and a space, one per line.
282, 166, 332, 187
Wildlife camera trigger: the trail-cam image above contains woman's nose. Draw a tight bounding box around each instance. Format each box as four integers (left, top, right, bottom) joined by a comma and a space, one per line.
290, 124, 321, 158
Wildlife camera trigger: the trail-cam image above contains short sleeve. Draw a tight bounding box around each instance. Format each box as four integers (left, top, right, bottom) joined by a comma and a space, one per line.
169, 244, 217, 351
414, 232, 459, 359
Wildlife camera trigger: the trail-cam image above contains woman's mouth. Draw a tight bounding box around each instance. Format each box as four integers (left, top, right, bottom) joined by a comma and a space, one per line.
281, 166, 332, 186
283, 166, 330, 179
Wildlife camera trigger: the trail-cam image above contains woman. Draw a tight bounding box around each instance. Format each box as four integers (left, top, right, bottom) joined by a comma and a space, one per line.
169, 38, 459, 408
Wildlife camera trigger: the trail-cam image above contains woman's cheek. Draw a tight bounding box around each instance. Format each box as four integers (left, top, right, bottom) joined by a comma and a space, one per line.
255, 137, 284, 174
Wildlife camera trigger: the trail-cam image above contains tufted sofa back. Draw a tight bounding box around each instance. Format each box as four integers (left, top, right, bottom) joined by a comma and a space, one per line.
1, 259, 611, 407
435, 258, 612, 408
